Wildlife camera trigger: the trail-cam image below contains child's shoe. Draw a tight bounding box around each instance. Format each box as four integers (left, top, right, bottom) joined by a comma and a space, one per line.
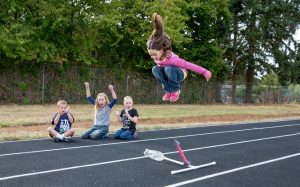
162, 92, 171, 101
170, 90, 180, 102
103, 133, 109, 139
63, 136, 72, 142
53, 137, 61, 142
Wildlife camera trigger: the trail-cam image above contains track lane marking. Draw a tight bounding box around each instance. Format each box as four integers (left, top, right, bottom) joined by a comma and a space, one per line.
166, 152, 300, 187
1, 132, 300, 181
1, 123, 300, 157
1, 119, 299, 144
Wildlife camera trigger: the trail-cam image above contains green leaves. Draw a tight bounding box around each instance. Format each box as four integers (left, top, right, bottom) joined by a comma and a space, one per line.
182, 0, 231, 81
0, 0, 229, 72
2, 0, 298, 89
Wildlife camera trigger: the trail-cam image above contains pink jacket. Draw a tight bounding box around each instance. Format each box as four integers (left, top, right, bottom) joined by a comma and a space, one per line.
154, 52, 211, 79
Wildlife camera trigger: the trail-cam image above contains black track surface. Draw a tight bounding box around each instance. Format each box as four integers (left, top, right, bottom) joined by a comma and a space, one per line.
1, 119, 300, 187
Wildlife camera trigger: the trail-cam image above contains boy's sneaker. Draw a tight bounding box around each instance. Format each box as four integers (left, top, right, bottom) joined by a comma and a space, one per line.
53, 137, 61, 142
162, 92, 171, 101
63, 136, 72, 142
170, 90, 181, 102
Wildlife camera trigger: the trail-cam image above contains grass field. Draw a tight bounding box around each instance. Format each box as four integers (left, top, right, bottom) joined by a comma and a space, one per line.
0, 104, 300, 141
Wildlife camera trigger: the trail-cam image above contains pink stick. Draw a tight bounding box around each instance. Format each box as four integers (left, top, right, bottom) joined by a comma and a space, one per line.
174, 140, 190, 166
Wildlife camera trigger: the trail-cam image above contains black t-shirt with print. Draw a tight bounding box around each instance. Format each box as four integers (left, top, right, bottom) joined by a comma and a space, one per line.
120, 108, 139, 131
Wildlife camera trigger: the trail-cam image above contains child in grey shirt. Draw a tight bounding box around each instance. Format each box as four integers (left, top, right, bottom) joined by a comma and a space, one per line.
81, 82, 117, 139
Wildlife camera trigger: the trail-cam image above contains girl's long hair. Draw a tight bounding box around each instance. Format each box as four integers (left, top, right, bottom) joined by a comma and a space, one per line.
147, 13, 172, 53
95, 93, 109, 115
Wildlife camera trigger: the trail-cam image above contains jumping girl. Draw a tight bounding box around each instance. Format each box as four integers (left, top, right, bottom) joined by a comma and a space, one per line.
147, 13, 212, 102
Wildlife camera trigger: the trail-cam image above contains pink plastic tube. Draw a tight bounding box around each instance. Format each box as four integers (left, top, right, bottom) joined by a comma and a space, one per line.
174, 140, 190, 166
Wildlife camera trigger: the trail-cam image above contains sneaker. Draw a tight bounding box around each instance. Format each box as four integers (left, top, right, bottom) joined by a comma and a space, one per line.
170, 90, 181, 102
63, 136, 72, 142
53, 137, 61, 142
103, 133, 109, 139
162, 92, 171, 101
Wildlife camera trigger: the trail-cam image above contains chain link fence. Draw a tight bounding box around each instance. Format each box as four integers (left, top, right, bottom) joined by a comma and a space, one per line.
1, 64, 299, 104
221, 82, 300, 104
0, 64, 214, 104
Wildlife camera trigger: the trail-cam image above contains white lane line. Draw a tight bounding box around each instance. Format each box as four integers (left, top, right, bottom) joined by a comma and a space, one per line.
163, 132, 300, 156
1, 123, 300, 157
165, 152, 300, 187
1, 120, 299, 144
1, 132, 300, 181
0, 156, 146, 181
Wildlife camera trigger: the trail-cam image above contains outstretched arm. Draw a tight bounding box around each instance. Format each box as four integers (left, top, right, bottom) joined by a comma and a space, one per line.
84, 82, 91, 97
84, 82, 96, 105
161, 55, 212, 81
109, 85, 117, 99
174, 58, 212, 81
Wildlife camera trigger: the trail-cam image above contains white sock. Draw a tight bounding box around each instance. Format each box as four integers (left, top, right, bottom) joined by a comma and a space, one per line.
56, 133, 64, 140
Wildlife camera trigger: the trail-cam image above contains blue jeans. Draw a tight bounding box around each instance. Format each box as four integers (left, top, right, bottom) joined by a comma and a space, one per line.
114, 129, 135, 140
81, 126, 108, 140
152, 65, 184, 93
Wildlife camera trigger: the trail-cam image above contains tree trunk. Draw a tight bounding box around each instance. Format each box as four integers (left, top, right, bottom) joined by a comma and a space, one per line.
244, 15, 256, 104
231, 81, 237, 104
245, 62, 254, 103
231, 15, 238, 104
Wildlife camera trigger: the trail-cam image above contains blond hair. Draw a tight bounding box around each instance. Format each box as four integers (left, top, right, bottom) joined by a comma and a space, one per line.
123, 96, 133, 104
57, 100, 67, 106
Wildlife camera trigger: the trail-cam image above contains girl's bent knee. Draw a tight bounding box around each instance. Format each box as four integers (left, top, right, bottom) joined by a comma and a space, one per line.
152, 65, 160, 75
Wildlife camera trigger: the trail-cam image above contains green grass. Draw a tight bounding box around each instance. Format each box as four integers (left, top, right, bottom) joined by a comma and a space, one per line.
0, 122, 9, 128
0, 104, 300, 128
1, 104, 300, 141
136, 104, 300, 118
3, 136, 21, 141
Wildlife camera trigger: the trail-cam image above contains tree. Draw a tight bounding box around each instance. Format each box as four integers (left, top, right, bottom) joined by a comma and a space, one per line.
260, 0, 300, 85
260, 71, 280, 88
224, 0, 245, 104
225, 0, 300, 103
292, 47, 300, 83
0, 0, 123, 65
182, 0, 231, 103
108, 0, 190, 70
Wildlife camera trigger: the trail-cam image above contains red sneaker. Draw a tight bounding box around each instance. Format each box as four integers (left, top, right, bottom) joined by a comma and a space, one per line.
162, 92, 171, 101
170, 90, 180, 102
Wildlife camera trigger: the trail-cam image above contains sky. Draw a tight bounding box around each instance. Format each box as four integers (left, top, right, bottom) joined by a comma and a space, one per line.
293, 29, 300, 41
